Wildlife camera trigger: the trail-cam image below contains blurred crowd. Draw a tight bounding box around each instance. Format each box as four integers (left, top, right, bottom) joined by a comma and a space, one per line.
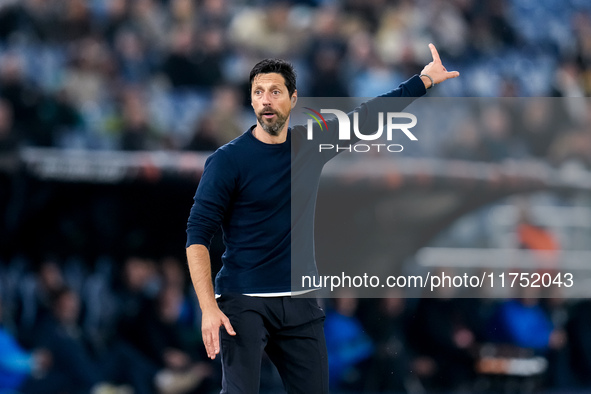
0, 0, 588, 154
1, 255, 217, 394
2, 254, 591, 393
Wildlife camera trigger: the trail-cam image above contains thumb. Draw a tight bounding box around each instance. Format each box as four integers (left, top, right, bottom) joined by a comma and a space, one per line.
222, 317, 236, 336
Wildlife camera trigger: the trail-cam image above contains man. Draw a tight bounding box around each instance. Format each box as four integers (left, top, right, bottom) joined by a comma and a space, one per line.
186, 43, 459, 393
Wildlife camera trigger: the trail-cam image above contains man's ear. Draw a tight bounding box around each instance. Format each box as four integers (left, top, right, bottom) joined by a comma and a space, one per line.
291, 91, 298, 109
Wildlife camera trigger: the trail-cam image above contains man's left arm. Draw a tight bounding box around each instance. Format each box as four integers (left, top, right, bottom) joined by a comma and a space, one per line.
320, 44, 459, 157
357, 43, 459, 133
294, 43, 459, 162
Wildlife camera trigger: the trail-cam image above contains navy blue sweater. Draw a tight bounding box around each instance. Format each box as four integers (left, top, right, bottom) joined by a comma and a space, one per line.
186, 75, 426, 294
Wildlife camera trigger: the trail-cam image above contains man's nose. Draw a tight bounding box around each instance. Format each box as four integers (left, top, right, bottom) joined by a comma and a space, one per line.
262, 91, 272, 105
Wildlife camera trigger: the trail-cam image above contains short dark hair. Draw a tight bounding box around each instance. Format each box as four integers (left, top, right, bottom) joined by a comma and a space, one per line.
249, 58, 297, 97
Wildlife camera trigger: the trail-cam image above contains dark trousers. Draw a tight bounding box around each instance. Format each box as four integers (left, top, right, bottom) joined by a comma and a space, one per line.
217, 294, 328, 394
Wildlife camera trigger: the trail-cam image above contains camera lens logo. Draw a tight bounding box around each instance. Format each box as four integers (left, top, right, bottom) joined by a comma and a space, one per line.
303, 107, 328, 132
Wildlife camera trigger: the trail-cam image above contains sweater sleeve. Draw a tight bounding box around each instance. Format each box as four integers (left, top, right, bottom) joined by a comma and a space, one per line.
378, 74, 427, 98
186, 149, 237, 248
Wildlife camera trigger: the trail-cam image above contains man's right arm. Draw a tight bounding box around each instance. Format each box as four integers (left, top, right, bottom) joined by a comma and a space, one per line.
186, 243, 235, 360
186, 150, 237, 359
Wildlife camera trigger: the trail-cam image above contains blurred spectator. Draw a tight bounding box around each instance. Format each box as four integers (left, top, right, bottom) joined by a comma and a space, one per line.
567, 300, 591, 387
409, 297, 480, 391
573, 12, 591, 96
184, 85, 245, 151
443, 115, 487, 161
63, 37, 115, 108
114, 29, 154, 84
488, 289, 564, 353
160, 256, 186, 289
549, 126, 591, 169
324, 292, 374, 391
21, 0, 60, 42
59, 0, 93, 42
518, 100, 560, 159
132, 284, 214, 393
516, 206, 560, 265
465, 0, 518, 55
308, 47, 349, 97
0, 2, 28, 42
0, 54, 82, 147
15, 258, 65, 347
306, 7, 349, 97
480, 104, 520, 162
544, 296, 572, 389
169, 0, 196, 27
347, 30, 402, 97
159, 256, 198, 328
192, 28, 226, 89
0, 54, 43, 146
344, 0, 388, 34
101, 0, 131, 46
485, 281, 569, 393
31, 259, 65, 310
0, 100, 19, 257
228, 1, 308, 59
35, 286, 158, 394
160, 25, 199, 89
0, 99, 19, 156
210, 85, 244, 144
0, 297, 54, 394
128, 0, 169, 53
551, 61, 586, 98
198, 0, 232, 29
499, 77, 521, 97
115, 256, 161, 351
306, 7, 347, 66
374, 3, 429, 67
362, 293, 436, 393
36, 90, 83, 147
425, 1, 469, 60
160, 24, 224, 90
185, 115, 222, 152
118, 87, 160, 151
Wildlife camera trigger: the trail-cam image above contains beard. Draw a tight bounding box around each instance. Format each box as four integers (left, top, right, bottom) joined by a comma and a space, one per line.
256, 107, 289, 136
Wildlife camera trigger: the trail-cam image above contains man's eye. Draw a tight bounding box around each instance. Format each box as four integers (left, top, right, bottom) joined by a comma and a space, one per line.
273, 91, 280, 95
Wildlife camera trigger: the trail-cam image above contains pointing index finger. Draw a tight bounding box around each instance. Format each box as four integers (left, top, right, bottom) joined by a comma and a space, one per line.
429, 43, 441, 63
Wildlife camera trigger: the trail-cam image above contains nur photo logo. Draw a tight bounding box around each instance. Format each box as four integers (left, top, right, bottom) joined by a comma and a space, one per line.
303, 108, 419, 153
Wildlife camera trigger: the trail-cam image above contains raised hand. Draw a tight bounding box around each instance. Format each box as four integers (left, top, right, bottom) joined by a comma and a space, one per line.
420, 43, 460, 88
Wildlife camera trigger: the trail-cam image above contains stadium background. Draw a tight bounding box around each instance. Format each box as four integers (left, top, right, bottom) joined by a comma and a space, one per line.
0, 0, 591, 393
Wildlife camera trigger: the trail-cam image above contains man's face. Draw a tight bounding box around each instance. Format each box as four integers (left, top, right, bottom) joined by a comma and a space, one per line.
251, 72, 296, 136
